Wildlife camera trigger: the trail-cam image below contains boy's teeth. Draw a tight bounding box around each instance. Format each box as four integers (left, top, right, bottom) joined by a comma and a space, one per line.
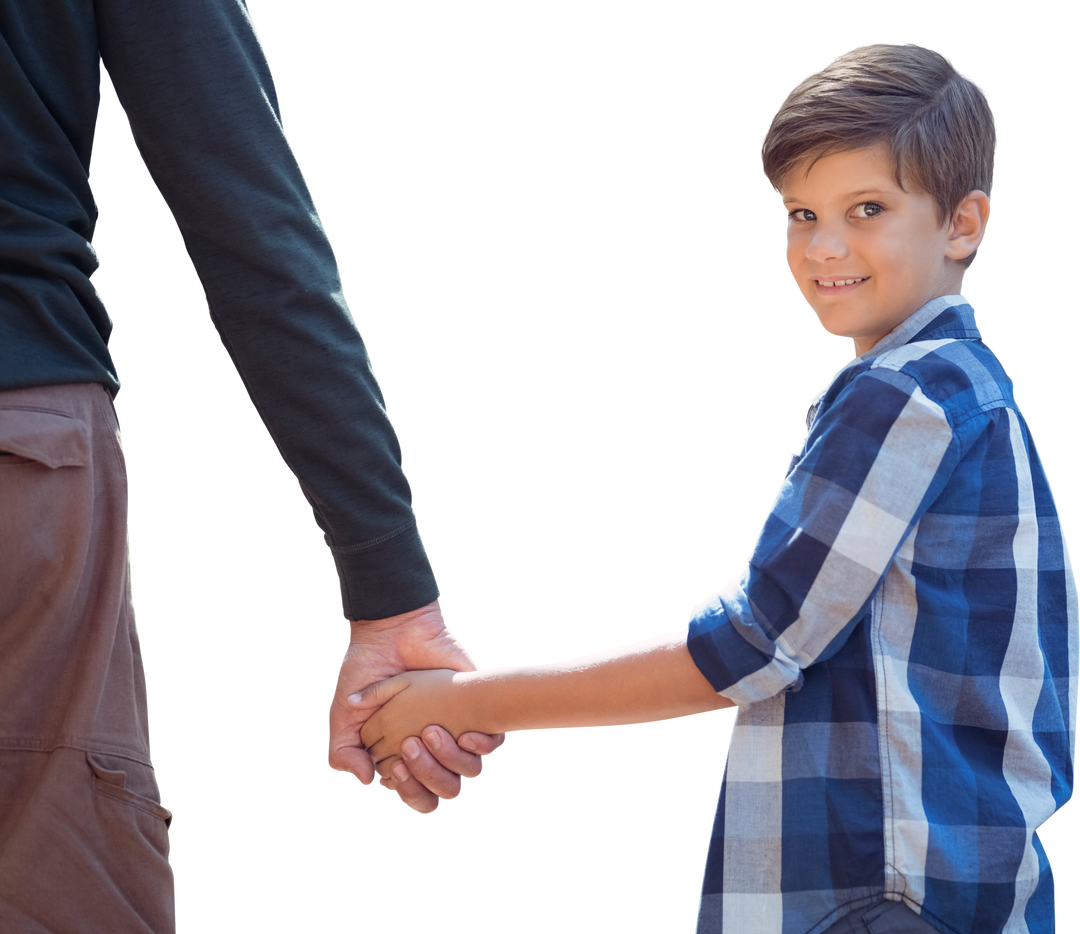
820, 277, 864, 287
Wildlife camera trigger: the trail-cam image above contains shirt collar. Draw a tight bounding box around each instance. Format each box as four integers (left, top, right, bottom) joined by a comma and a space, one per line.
856, 294, 980, 363
808, 295, 982, 422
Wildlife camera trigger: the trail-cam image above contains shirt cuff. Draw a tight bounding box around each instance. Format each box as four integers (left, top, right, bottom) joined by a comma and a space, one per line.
686, 582, 804, 705
328, 522, 440, 621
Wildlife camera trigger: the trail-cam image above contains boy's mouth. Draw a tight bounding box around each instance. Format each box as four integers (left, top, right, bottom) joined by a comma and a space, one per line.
816, 275, 868, 293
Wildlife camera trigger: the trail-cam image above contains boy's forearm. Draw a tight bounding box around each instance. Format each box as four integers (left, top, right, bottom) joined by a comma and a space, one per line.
451, 631, 733, 735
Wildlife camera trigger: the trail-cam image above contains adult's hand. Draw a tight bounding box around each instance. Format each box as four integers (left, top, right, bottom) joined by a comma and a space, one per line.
328, 599, 504, 812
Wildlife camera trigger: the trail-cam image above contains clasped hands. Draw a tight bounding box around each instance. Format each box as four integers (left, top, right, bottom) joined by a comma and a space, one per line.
328, 600, 502, 813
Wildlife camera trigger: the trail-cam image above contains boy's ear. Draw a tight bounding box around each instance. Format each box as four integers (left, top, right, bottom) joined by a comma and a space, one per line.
945, 190, 990, 261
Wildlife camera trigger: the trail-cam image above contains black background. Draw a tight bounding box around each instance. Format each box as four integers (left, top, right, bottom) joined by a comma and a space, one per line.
92, 5, 1071, 924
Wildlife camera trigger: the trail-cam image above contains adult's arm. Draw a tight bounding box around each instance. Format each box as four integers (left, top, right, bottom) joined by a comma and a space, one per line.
96, 3, 509, 807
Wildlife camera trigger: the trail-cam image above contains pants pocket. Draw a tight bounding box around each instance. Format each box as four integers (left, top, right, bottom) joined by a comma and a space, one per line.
88, 752, 173, 836
0, 747, 175, 934
81, 751, 175, 929
0, 406, 90, 467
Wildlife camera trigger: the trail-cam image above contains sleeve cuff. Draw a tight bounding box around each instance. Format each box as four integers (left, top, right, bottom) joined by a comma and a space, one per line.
329, 522, 440, 621
687, 583, 804, 705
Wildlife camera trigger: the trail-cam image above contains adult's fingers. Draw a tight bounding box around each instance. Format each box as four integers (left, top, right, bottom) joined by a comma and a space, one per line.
328, 651, 411, 784
373, 725, 488, 811
328, 687, 377, 783
328, 742, 380, 786
456, 730, 506, 756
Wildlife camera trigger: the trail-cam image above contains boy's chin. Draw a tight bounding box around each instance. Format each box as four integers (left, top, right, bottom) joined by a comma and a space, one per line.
812, 310, 851, 341
807, 310, 838, 336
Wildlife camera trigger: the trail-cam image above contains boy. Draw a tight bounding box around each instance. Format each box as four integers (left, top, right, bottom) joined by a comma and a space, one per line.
357, 45, 1076, 934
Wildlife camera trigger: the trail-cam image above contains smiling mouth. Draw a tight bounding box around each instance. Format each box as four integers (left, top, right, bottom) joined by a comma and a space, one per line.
812, 275, 872, 293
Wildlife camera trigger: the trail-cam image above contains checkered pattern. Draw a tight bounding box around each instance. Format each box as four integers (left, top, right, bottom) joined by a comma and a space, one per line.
688, 297, 1077, 934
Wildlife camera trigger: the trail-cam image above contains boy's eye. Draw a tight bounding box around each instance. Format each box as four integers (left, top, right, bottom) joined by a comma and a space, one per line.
786, 202, 885, 223
851, 201, 885, 218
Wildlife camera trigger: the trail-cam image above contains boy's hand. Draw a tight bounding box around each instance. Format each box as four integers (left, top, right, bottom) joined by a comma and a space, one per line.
357, 669, 474, 779
328, 600, 504, 813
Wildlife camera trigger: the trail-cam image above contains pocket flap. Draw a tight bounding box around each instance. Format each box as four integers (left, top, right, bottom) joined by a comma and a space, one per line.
0, 408, 90, 468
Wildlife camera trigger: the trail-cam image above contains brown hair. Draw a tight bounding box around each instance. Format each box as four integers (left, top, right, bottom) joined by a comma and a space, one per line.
762, 45, 994, 265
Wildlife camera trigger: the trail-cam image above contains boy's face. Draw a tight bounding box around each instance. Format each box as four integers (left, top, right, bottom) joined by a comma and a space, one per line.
782, 144, 964, 355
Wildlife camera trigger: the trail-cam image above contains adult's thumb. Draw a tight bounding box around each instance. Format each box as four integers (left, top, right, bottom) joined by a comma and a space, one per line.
345, 669, 401, 708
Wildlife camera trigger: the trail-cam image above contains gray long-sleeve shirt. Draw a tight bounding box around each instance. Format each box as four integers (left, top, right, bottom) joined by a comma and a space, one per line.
0, 0, 438, 620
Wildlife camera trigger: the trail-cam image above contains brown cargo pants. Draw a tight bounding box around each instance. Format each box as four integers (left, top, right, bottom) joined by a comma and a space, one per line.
0, 384, 174, 933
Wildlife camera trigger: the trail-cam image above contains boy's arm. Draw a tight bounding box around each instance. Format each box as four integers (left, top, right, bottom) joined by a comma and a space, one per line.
451, 626, 738, 734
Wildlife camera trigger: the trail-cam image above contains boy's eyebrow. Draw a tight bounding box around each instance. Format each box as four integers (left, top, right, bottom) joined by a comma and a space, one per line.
783, 187, 895, 206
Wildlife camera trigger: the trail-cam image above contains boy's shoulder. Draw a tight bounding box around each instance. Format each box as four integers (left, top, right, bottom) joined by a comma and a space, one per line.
828, 304, 1016, 429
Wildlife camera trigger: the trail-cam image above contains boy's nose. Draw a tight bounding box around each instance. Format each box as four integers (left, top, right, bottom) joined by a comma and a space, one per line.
806, 228, 849, 262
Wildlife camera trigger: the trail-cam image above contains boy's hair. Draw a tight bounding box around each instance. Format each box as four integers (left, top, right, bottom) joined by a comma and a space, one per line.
762, 44, 994, 266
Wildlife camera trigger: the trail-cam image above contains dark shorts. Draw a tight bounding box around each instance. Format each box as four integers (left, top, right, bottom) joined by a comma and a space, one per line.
0, 384, 174, 933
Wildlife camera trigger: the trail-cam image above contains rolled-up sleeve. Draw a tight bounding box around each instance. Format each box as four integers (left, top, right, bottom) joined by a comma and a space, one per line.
688, 366, 958, 704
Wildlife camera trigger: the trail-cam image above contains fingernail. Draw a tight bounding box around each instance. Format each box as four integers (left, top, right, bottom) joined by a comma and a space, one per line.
459, 736, 476, 752
423, 728, 442, 751
347, 692, 363, 706
402, 738, 421, 760
392, 761, 410, 783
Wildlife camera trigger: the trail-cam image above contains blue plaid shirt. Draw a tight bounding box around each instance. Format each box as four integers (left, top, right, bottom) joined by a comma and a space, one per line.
688, 296, 1077, 934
